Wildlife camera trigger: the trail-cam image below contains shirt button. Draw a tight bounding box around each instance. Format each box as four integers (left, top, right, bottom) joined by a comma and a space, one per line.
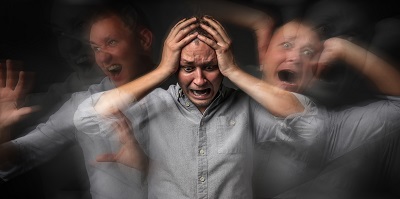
199, 149, 206, 155
229, 120, 236, 126
185, 102, 190, 107
199, 176, 205, 182
200, 121, 204, 126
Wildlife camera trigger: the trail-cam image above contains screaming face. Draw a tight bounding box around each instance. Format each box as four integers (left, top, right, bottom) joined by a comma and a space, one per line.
262, 21, 322, 93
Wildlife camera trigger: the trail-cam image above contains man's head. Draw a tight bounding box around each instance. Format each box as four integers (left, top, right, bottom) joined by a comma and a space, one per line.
88, 1, 153, 87
261, 20, 323, 93
177, 21, 223, 113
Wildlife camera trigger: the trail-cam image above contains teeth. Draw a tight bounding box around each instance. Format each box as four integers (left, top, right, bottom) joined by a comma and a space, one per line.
107, 64, 121, 72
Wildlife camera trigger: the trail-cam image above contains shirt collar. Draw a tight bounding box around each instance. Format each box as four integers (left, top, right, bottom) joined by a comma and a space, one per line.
173, 83, 232, 111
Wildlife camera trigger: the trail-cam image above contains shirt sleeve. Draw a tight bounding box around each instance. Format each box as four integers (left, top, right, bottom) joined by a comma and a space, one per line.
324, 96, 400, 161
73, 91, 147, 198
73, 92, 118, 139
0, 92, 86, 181
254, 92, 323, 148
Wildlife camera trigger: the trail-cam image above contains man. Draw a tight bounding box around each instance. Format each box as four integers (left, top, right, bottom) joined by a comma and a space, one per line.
74, 16, 320, 198
1, 0, 105, 198
194, 1, 400, 197
0, 1, 155, 198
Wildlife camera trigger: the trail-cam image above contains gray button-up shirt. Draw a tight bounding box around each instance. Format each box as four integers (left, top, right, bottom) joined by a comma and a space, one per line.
253, 95, 400, 197
1, 77, 147, 199
74, 83, 320, 199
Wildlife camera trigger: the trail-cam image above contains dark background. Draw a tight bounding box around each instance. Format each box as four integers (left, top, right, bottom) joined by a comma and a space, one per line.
1, 0, 398, 94
0, 0, 399, 198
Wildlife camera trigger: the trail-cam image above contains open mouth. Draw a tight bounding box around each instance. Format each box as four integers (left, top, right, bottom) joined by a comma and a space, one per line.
278, 70, 298, 84
74, 55, 93, 69
191, 88, 211, 97
107, 64, 122, 75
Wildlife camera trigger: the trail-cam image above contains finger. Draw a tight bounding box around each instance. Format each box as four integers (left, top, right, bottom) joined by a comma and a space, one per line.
256, 29, 272, 64
114, 111, 135, 144
96, 153, 117, 162
197, 34, 219, 50
315, 61, 327, 78
114, 119, 130, 144
175, 32, 198, 49
8, 106, 38, 125
315, 49, 328, 78
201, 17, 230, 43
14, 71, 25, 98
6, 59, 17, 89
203, 15, 226, 32
175, 22, 199, 41
171, 18, 188, 30
111, 119, 125, 143
171, 17, 197, 38
165, 18, 187, 39
118, 113, 142, 145
19, 71, 35, 96
15, 106, 37, 116
199, 23, 225, 46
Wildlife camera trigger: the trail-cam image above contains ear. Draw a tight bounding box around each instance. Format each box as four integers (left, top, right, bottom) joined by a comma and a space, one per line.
138, 28, 153, 52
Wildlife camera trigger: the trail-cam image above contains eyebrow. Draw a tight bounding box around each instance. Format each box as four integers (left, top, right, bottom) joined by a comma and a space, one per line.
89, 35, 112, 46
180, 60, 194, 65
283, 35, 296, 42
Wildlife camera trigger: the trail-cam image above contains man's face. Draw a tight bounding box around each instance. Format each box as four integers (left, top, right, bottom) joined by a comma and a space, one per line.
51, 3, 97, 77
261, 21, 322, 93
89, 14, 149, 87
178, 40, 223, 113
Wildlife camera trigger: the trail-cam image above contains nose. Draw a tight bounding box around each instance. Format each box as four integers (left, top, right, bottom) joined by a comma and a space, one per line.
193, 68, 207, 86
285, 49, 301, 64
95, 50, 112, 64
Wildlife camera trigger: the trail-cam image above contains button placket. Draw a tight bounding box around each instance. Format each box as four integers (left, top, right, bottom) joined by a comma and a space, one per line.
197, 119, 208, 196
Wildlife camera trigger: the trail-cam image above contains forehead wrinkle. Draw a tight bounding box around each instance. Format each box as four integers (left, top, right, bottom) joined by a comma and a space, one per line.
181, 42, 216, 65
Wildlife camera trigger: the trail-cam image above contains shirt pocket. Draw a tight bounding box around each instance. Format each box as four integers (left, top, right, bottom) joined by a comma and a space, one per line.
217, 113, 250, 154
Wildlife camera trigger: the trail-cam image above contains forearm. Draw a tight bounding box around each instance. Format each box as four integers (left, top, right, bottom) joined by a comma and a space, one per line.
195, 0, 272, 28
96, 66, 173, 111
342, 39, 400, 95
226, 68, 304, 117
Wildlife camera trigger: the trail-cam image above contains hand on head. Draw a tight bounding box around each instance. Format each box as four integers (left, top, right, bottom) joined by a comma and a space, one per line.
197, 16, 239, 77
158, 17, 200, 75
159, 15, 239, 77
315, 37, 348, 78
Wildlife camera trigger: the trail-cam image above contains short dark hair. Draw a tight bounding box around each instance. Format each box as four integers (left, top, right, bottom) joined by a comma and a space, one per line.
188, 15, 214, 42
88, 0, 152, 33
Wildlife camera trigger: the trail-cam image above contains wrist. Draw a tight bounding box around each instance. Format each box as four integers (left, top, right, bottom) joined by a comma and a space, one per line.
222, 65, 241, 79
